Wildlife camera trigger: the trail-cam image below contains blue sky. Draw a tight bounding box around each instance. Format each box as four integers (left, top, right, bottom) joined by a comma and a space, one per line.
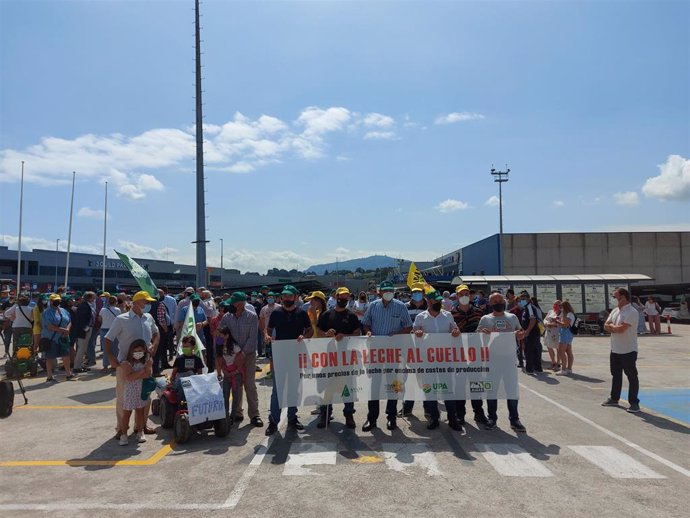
1, 0, 688, 273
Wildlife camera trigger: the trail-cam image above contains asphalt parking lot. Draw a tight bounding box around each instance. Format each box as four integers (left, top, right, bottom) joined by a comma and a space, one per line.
1, 326, 688, 518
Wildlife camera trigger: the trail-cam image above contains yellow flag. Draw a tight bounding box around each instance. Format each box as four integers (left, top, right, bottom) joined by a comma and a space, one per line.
407, 262, 434, 294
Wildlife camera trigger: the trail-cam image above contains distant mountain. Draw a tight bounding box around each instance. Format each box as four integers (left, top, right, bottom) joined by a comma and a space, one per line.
306, 255, 410, 275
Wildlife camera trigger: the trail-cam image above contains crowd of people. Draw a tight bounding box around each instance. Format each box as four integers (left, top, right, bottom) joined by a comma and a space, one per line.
0, 281, 645, 441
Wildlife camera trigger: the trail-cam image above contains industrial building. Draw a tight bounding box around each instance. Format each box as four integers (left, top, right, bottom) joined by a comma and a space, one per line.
432, 231, 690, 301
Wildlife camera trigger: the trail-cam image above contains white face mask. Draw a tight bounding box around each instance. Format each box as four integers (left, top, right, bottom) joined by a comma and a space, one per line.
382, 292, 394, 302
132, 351, 145, 360
458, 296, 470, 305
610, 298, 618, 307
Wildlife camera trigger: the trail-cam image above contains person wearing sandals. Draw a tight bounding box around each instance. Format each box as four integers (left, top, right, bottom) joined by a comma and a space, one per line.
42, 294, 76, 382
556, 301, 576, 376
543, 300, 561, 371
119, 339, 153, 445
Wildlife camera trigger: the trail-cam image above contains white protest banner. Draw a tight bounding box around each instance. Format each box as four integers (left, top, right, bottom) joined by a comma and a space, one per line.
180, 373, 226, 426
272, 333, 519, 408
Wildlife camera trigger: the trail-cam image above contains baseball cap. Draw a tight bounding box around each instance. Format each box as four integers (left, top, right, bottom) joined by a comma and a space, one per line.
455, 284, 470, 294
426, 290, 444, 301
410, 283, 424, 292
184, 287, 195, 294
132, 291, 156, 302
281, 285, 300, 296
49, 293, 61, 302
190, 294, 201, 302
306, 291, 327, 304
229, 292, 247, 303
101, 292, 111, 298
335, 287, 351, 296
378, 280, 395, 291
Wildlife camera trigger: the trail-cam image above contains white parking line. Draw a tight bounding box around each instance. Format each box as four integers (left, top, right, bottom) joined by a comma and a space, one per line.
381, 443, 442, 476
283, 442, 338, 475
520, 383, 690, 478
224, 435, 275, 507
475, 443, 553, 477
569, 446, 665, 479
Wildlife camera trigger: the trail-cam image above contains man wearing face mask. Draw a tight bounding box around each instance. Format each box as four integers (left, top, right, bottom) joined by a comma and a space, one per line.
411, 290, 461, 430
451, 284, 489, 427
265, 285, 313, 435
519, 292, 543, 374
361, 280, 413, 432
105, 291, 159, 438
478, 291, 527, 433
72, 291, 97, 373
406, 284, 428, 324
220, 292, 263, 427
315, 286, 361, 428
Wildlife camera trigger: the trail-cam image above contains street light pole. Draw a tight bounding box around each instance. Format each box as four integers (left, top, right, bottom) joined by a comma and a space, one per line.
55, 239, 60, 289
490, 166, 510, 275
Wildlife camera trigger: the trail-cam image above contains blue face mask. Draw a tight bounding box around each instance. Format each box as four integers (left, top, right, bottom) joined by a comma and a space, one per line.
519, 300, 528, 308
267, 297, 275, 304
411, 293, 423, 302
143, 303, 151, 313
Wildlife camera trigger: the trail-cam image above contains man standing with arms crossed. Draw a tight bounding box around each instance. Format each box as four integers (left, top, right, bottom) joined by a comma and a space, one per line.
361, 281, 413, 432
602, 287, 641, 413
105, 291, 159, 438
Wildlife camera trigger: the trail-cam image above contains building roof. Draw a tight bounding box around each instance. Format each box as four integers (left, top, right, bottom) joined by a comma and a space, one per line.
450, 274, 653, 284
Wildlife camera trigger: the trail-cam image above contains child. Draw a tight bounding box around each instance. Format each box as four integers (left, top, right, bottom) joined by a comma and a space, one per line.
120, 339, 153, 445
215, 326, 244, 421
170, 336, 204, 401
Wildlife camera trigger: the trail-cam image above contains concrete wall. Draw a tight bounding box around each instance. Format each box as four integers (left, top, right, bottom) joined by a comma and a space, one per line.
502, 232, 689, 285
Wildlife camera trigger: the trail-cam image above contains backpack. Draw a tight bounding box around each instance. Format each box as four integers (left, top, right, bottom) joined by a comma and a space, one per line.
570, 315, 580, 335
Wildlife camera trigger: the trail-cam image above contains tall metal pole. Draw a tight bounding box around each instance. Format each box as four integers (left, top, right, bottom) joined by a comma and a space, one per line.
101, 181, 108, 292
491, 166, 510, 275
220, 238, 223, 289
16, 161, 24, 294
55, 238, 60, 289
64, 171, 76, 289
193, 0, 208, 287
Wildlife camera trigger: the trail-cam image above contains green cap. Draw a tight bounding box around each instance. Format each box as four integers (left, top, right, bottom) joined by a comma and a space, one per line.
229, 292, 247, 303
190, 294, 201, 302
426, 290, 443, 301
378, 280, 395, 291
281, 285, 299, 295
268, 292, 277, 297
261, 285, 269, 290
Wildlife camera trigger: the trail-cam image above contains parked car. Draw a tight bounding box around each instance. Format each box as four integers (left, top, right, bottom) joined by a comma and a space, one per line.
661, 304, 680, 322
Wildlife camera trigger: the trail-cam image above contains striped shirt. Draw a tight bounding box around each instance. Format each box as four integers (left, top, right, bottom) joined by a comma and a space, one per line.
452, 305, 483, 333
220, 309, 258, 354
361, 298, 413, 336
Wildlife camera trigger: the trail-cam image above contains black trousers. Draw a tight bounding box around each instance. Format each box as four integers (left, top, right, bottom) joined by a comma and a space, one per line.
367, 400, 398, 421
524, 334, 543, 372
610, 351, 639, 404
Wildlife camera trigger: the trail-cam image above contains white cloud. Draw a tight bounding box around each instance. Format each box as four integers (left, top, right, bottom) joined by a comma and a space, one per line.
0, 234, 101, 254
77, 207, 106, 219
642, 155, 690, 201
434, 112, 485, 125
117, 240, 179, 262
362, 113, 395, 128
553, 200, 565, 208
613, 191, 640, 206
364, 131, 397, 140
485, 195, 500, 207
435, 199, 470, 213
0, 106, 399, 189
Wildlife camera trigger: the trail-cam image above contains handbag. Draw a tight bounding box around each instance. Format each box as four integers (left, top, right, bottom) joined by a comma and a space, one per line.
38, 336, 52, 353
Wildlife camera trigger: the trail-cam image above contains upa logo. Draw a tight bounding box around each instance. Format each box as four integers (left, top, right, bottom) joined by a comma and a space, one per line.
385, 380, 404, 393
422, 382, 450, 394
422, 384, 432, 394
470, 381, 493, 393
341, 385, 361, 397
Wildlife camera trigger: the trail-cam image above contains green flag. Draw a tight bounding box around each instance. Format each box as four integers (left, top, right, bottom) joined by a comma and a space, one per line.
178, 301, 207, 371
114, 250, 158, 298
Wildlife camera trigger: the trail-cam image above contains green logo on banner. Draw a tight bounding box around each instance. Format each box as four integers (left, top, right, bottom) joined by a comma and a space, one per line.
341, 385, 351, 398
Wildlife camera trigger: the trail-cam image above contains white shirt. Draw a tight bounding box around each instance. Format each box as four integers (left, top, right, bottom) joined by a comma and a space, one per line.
105, 310, 158, 362
606, 303, 639, 354
99, 305, 121, 329
644, 301, 660, 316
4, 304, 34, 328
413, 309, 457, 334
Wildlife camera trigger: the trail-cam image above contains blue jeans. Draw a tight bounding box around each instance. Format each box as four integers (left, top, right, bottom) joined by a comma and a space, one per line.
87, 327, 98, 365
269, 380, 297, 425
100, 330, 118, 369
320, 402, 355, 418
487, 399, 519, 423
